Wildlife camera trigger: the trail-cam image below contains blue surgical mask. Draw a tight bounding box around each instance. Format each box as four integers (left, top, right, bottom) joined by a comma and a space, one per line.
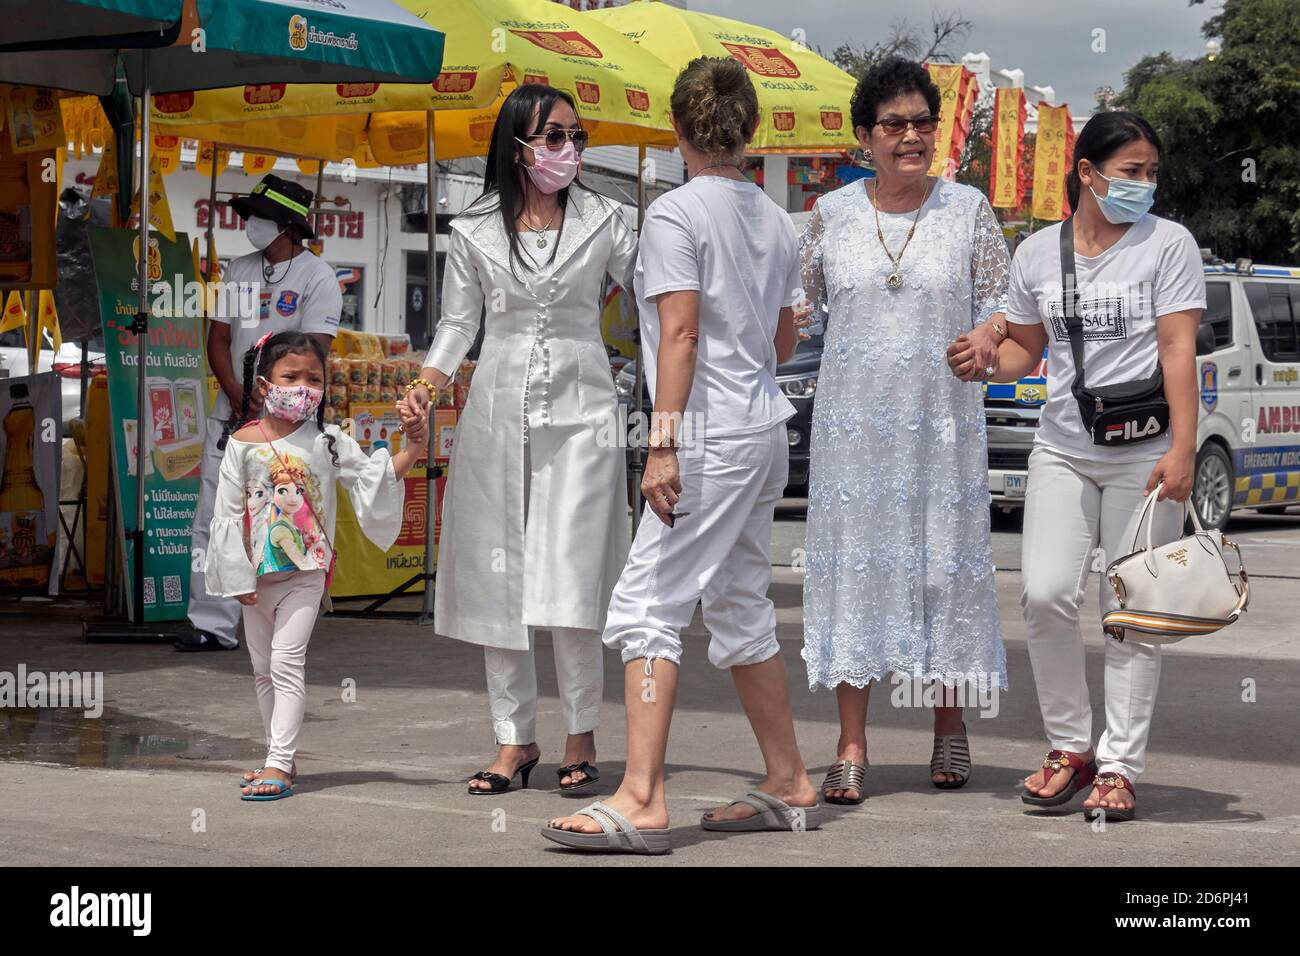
1090, 170, 1156, 224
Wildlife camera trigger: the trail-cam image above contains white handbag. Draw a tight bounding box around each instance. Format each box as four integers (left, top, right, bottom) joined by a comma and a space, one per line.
1102, 483, 1249, 645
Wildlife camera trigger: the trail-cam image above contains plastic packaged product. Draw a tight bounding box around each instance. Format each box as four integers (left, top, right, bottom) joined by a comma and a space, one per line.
327, 384, 349, 409
328, 355, 349, 386
347, 359, 366, 386
380, 361, 397, 388
347, 383, 366, 406
385, 333, 412, 356
365, 361, 381, 387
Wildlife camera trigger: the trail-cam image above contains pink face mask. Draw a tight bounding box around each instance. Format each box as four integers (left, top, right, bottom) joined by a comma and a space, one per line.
517, 137, 580, 194
259, 377, 323, 423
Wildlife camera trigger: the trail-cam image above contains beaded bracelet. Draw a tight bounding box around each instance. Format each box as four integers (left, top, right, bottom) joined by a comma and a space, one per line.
405, 377, 435, 394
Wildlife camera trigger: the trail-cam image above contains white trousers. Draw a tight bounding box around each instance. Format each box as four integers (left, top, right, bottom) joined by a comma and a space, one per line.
242, 570, 326, 773
484, 627, 602, 745
1020, 445, 1183, 781
603, 423, 788, 670
190, 416, 242, 647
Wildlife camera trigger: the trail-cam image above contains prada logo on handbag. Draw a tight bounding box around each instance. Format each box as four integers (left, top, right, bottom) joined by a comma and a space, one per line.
1165, 548, 1189, 567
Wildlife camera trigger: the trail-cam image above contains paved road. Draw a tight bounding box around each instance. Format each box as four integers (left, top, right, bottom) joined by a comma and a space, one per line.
774, 498, 1300, 579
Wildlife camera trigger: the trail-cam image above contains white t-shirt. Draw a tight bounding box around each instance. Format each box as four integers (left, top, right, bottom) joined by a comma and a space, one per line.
634, 176, 799, 438
212, 249, 343, 420
1006, 214, 1206, 462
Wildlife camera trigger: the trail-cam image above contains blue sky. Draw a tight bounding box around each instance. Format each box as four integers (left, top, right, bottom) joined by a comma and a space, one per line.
690, 0, 1219, 113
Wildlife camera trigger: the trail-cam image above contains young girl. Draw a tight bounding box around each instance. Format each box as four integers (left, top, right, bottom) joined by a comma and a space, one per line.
206, 330, 428, 801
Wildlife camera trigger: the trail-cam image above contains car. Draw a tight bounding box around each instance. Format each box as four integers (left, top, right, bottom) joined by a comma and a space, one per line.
0, 328, 107, 426
613, 327, 823, 498
985, 259, 1300, 530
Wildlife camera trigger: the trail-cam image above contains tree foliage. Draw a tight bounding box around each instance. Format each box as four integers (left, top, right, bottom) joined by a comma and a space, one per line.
1117, 0, 1300, 261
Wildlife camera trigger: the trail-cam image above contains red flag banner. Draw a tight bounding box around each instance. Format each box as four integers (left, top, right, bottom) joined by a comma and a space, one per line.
990, 88, 1027, 208
1031, 102, 1074, 221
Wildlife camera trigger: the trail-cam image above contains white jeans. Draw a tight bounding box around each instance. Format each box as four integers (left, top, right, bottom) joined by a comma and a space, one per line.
242, 570, 326, 773
485, 627, 602, 745
603, 423, 788, 669
190, 417, 242, 647
1020, 445, 1183, 781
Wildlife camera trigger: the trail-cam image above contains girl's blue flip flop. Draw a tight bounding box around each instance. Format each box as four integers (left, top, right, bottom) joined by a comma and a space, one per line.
240, 778, 294, 801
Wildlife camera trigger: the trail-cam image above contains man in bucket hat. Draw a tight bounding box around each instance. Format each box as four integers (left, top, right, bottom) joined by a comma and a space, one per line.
179, 174, 342, 652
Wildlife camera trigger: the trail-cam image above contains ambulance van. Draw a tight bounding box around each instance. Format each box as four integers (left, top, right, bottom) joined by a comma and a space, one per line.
986, 260, 1300, 531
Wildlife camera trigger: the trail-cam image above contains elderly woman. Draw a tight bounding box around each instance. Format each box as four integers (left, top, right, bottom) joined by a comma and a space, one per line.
542, 56, 818, 855
800, 57, 1010, 803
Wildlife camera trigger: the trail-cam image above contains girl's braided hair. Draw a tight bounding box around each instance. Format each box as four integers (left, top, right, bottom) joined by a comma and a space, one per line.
218, 330, 337, 467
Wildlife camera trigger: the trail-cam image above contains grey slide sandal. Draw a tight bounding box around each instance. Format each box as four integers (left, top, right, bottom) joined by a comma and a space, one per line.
540, 801, 672, 855
700, 789, 823, 832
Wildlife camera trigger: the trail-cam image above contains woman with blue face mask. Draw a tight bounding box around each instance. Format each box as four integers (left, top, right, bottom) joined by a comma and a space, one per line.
949, 111, 1205, 822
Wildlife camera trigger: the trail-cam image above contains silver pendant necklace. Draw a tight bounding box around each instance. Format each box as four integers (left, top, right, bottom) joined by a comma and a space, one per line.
521, 206, 560, 248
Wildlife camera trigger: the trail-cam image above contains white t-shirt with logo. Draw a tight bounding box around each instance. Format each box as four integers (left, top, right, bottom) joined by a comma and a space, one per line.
212, 249, 342, 420
1006, 214, 1206, 462
634, 176, 800, 438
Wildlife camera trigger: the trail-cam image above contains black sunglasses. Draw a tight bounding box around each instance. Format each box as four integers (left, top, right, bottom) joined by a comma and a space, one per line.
873, 115, 940, 136
525, 127, 589, 153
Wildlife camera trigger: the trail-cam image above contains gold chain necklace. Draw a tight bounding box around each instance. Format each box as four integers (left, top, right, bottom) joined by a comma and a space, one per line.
871, 177, 934, 289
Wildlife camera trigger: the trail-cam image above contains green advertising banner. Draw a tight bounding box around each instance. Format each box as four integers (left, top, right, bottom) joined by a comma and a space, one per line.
87, 227, 205, 622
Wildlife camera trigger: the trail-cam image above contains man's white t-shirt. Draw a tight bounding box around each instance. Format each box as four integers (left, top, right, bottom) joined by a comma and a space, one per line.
634, 175, 800, 438
1006, 214, 1206, 462
212, 249, 342, 420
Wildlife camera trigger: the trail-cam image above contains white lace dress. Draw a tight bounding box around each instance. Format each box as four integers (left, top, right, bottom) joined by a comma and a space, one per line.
799, 178, 1009, 690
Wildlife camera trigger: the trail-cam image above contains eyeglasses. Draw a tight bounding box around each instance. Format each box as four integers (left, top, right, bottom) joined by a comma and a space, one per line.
523, 127, 589, 153
873, 115, 939, 136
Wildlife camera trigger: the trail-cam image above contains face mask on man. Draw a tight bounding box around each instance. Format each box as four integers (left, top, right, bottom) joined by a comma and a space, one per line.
245, 215, 285, 251
1090, 170, 1157, 224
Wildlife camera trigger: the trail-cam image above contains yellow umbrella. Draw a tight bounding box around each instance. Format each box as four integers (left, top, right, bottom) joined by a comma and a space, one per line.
584, 0, 858, 154
141, 0, 677, 162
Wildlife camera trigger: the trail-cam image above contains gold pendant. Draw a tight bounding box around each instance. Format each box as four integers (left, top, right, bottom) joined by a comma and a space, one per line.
886, 271, 903, 289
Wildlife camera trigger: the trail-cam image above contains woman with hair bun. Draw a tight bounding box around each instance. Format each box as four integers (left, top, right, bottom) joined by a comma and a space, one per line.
543, 56, 820, 855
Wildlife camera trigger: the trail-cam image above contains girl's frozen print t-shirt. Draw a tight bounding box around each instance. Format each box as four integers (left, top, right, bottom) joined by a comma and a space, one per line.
205, 421, 405, 597
241, 443, 329, 575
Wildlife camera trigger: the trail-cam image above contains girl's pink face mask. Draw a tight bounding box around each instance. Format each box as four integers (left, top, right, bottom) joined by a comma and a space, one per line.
259, 377, 323, 423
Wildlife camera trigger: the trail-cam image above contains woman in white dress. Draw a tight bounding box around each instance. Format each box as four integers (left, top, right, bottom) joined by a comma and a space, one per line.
401, 84, 636, 795
800, 58, 1010, 803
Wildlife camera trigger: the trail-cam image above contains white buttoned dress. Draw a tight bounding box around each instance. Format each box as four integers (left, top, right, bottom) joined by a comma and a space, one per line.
424, 186, 637, 654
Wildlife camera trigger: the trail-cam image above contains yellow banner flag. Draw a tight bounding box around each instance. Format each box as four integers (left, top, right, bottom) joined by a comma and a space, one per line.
991, 88, 1026, 209
1031, 103, 1074, 221
925, 64, 974, 179
0, 290, 27, 335
131, 149, 176, 242
242, 152, 276, 177
153, 133, 182, 175
5, 85, 64, 154
91, 136, 119, 200
193, 141, 228, 179
36, 288, 60, 352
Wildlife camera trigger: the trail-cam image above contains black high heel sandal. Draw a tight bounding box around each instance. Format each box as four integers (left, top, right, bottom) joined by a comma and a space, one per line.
467, 756, 540, 796
556, 761, 600, 792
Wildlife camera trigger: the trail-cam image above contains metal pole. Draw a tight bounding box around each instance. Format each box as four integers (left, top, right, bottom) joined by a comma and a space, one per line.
205, 147, 218, 282
419, 110, 437, 624
132, 55, 151, 624
629, 143, 647, 531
